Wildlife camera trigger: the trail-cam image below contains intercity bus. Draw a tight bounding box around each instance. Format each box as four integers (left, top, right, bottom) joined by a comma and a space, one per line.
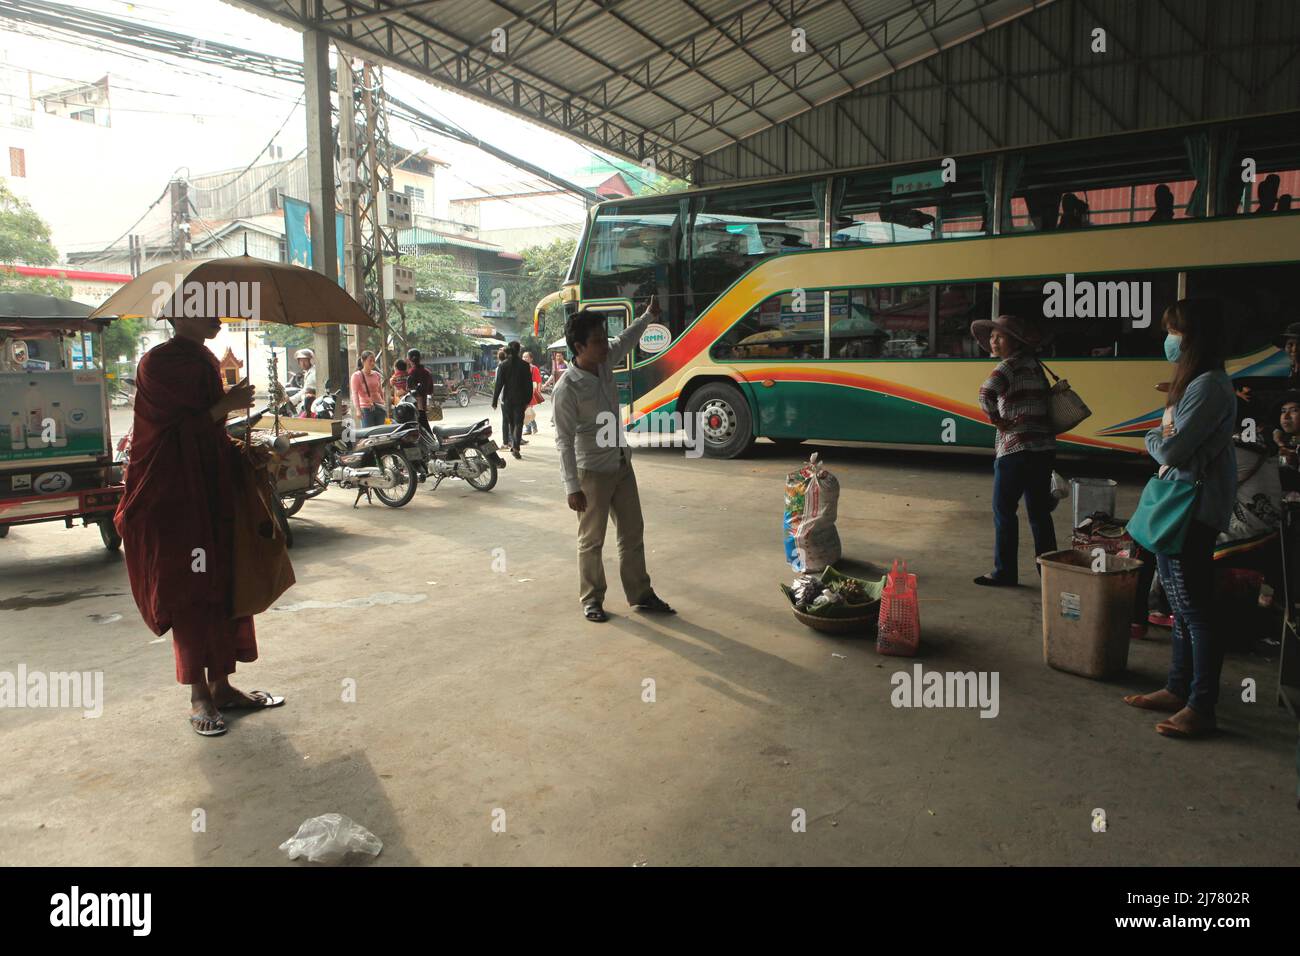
538, 113, 1300, 457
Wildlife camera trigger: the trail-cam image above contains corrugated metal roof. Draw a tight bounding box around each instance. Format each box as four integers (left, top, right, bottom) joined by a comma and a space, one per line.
224, 0, 1053, 181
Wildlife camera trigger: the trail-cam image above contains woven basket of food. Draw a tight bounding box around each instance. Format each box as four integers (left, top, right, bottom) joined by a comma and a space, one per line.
781, 566, 884, 635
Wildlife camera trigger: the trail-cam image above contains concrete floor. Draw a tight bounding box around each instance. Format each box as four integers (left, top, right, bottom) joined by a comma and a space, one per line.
1, 398, 1297, 866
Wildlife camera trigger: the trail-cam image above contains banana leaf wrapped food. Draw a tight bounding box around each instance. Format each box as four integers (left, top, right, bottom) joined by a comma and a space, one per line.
781, 567, 885, 619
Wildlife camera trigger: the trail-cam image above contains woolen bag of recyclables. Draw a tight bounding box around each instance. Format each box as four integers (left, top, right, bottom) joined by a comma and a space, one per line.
784, 453, 841, 573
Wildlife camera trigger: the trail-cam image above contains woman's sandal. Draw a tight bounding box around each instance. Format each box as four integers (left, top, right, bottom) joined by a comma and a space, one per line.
218, 690, 286, 711
1156, 708, 1216, 739
1122, 692, 1185, 713
583, 602, 608, 623
188, 712, 227, 737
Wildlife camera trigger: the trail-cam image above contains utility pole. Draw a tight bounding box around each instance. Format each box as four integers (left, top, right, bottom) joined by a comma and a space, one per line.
168, 180, 190, 260
302, 29, 342, 399
341, 58, 409, 404
128, 234, 141, 277
336, 48, 365, 378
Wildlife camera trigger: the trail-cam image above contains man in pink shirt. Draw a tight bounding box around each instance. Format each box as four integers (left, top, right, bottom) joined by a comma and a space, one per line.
350, 350, 385, 428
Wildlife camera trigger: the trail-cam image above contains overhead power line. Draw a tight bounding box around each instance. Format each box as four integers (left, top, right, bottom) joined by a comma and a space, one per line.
0, 0, 602, 203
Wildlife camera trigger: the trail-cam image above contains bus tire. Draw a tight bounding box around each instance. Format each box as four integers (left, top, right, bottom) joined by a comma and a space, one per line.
685, 382, 755, 459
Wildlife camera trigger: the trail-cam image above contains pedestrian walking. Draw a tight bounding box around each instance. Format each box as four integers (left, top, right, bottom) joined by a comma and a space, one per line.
405, 348, 434, 434
492, 341, 533, 458
1124, 298, 1236, 739
553, 296, 673, 623
114, 312, 286, 737
970, 314, 1058, 587
522, 350, 543, 435
350, 350, 385, 428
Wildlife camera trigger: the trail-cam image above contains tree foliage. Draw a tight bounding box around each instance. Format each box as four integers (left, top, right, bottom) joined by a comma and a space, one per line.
0, 178, 59, 266
102, 316, 149, 365
500, 237, 576, 348
399, 252, 479, 357
0, 178, 70, 299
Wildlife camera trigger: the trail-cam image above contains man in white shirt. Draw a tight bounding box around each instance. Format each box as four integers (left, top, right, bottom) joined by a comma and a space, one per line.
553, 296, 674, 623
294, 348, 318, 415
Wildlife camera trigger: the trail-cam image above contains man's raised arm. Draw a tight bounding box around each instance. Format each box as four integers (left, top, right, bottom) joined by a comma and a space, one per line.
609, 295, 661, 366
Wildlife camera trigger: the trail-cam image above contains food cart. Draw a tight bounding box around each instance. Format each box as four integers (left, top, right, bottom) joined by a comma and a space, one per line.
0, 295, 124, 550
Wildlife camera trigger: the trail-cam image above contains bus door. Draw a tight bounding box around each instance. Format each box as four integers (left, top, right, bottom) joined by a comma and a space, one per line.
586, 302, 634, 424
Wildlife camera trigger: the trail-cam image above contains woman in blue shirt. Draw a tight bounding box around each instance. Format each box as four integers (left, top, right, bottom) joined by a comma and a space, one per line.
1124, 299, 1237, 739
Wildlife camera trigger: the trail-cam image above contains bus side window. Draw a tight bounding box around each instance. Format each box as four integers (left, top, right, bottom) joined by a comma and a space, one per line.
1187, 263, 1300, 357
689, 181, 823, 321
710, 292, 826, 362
831, 162, 989, 247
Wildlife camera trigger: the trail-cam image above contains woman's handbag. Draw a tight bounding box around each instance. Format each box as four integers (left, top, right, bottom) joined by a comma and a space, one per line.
1126, 474, 1201, 556
1037, 359, 1092, 434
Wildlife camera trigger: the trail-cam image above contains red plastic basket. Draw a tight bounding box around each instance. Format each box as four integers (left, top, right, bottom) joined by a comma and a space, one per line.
876, 559, 920, 656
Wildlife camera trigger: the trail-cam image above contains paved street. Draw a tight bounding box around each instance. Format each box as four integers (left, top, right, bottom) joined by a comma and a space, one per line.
2, 398, 1297, 866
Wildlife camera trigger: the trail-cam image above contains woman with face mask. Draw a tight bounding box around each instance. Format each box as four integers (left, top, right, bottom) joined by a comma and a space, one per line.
1124, 299, 1237, 739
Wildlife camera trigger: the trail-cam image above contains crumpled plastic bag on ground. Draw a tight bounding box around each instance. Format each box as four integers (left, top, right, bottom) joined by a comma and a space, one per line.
279, 813, 383, 864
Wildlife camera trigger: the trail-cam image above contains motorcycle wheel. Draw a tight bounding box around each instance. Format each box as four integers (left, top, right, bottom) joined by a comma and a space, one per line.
462, 447, 499, 491
457, 389, 470, 408
98, 519, 122, 552
374, 452, 417, 507
281, 493, 306, 517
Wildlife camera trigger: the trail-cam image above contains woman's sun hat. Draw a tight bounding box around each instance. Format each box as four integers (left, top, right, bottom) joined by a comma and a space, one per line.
970, 314, 1044, 353
1273, 322, 1300, 350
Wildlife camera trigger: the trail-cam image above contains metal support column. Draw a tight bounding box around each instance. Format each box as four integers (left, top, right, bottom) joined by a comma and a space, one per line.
303, 28, 342, 397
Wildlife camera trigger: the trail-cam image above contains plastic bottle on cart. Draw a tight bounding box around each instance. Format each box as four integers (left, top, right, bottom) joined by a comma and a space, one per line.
25, 380, 45, 447
49, 402, 67, 447
8, 410, 25, 451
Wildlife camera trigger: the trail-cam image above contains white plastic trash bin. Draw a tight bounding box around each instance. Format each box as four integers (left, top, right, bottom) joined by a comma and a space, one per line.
1071, 477, 1118, 529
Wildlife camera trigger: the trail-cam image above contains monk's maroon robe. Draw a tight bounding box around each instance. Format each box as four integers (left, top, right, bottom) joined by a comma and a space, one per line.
115, 336, 256, 683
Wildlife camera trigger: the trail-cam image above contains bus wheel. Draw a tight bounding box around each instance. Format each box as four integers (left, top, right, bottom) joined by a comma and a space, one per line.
685, 383, 755, 459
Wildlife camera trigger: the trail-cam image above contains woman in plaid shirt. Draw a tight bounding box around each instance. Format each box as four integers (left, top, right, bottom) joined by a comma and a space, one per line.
970, 315, 1057, 587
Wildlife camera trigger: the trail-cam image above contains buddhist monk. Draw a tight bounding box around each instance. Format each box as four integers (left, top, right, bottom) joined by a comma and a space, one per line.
115, 313, 285, 736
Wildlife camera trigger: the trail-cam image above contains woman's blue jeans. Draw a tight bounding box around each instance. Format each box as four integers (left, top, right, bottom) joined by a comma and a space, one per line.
1156, 520, 1223, 719
992, 449, 1058, 582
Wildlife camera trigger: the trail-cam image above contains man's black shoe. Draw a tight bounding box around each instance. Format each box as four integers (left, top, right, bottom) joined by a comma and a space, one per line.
634, 592, 675, 614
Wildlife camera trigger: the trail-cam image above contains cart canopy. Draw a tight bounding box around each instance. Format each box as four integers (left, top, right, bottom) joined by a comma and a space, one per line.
0, 293, 103, 334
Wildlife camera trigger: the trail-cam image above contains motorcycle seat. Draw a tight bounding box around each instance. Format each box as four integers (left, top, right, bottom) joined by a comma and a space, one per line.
431, 422, 484, 441
355, 424, 399, 439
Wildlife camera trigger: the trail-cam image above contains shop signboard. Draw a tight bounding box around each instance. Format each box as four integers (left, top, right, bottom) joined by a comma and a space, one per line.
283, 196, 347, 289
0, 371, 107, 465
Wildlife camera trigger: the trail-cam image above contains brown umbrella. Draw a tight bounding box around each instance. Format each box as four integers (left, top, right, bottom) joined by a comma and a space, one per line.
88, 255, 375, 327
90, 256, 376, 440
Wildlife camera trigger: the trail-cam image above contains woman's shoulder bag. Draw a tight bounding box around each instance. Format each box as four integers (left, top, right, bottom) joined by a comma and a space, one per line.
1037, 358, 1092, 435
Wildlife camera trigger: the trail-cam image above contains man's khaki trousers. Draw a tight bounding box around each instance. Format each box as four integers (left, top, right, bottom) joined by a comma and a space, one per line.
576, 456, 652, 606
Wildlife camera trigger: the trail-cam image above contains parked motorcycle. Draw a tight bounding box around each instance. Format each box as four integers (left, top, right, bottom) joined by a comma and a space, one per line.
311, 392, 419, 508
391, 392, 505, 493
